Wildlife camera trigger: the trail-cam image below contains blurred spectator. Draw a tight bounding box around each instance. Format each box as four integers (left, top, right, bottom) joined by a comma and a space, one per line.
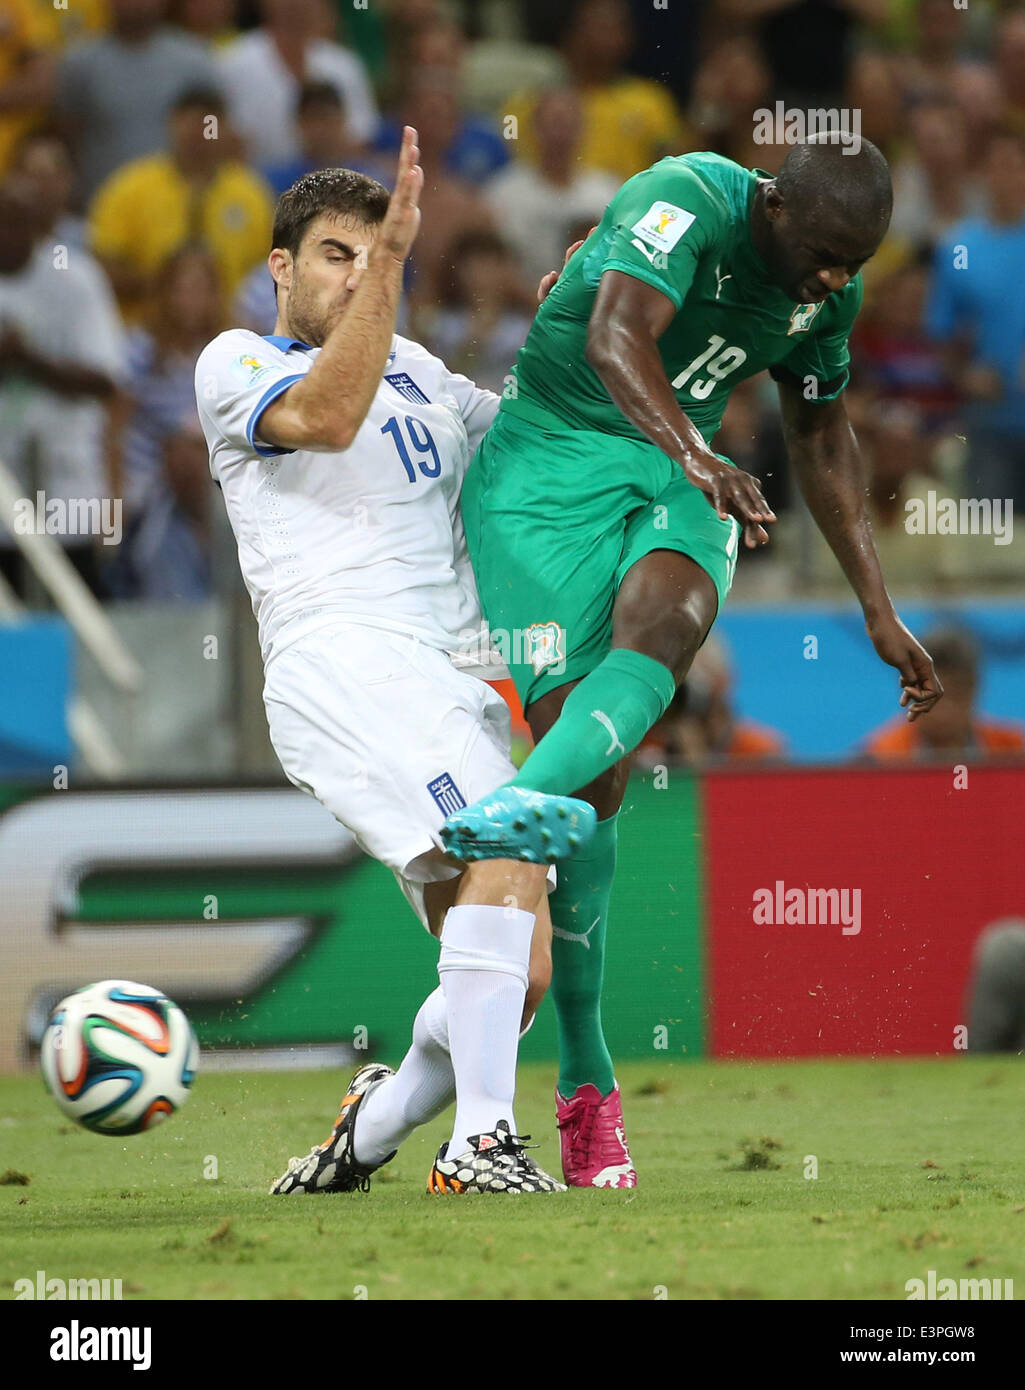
56, 0, 220, 201
994, 9, 1025, 142
217, 0, 378, 167
718, 0, 889, 109
459, 4, 565, 118
0, 0, 55, 178
889, 100, 985, 253
899, 0, 979, 104
0, 179, 127, 598
622, 0, 703, 110
262, 80, 391, 197
844, 50, 906, 162
169, 0, 240, 46
88, 87, 273, 323
688, 35, 772, 171
483, 89, 616, 289
110, 244, 221, 600
928, 129, 1025, 510
637, 635, 786, 766
231, 261, 280, 337
849, 260, 959, 526
862, 625, 1025, 760
0, 0, 106, 178
966, 919, 1025, 1052
374, 18, 509, 186
508, 0, 686, 181
388, 71, 494, 313
422, 231, 532, 395
11, 128, 87, 255
949, 62, 1004, 167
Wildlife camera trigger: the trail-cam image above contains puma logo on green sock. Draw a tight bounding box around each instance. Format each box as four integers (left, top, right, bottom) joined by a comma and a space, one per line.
590, 709, 626, 758
552, 915, 600, 949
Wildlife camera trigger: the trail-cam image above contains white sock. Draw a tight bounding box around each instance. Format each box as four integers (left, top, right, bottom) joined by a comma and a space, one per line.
352, 987, 454, 1166
438, 903, 534, 1160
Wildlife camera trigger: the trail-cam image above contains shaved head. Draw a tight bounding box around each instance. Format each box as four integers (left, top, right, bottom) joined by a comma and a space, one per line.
777, 135, 892, 238
752, 135, 892, 303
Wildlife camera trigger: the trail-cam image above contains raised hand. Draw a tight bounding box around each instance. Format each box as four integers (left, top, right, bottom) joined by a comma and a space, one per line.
378, 126, 423, 265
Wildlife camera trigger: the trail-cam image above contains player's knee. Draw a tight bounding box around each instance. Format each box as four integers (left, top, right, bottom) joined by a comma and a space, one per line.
664, 599, 711, 682
613, 599, 702, 676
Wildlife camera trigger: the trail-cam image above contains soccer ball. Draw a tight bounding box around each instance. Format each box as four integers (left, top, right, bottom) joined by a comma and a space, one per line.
40, 980, 199, 1135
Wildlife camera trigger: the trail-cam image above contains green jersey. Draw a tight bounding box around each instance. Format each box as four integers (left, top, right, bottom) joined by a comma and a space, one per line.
503, 151, 862, 445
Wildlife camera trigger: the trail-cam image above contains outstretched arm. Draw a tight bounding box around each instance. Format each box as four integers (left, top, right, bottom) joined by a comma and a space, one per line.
777, 375, 943, 720
259, 126, 423, 453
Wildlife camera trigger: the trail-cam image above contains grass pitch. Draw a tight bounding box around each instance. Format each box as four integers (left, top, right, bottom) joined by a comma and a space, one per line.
1, 1056, 1023, 1301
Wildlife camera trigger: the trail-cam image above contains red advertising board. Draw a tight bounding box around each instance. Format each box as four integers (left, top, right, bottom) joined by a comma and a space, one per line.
704, 766, 1025, 1057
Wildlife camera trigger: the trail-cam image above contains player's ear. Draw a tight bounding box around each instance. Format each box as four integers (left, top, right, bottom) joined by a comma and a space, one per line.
763, 183, 785, 221
269, 247, 292, 294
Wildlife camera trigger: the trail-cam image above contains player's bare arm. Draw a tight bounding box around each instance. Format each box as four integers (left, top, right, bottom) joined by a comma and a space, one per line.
586, 269, 776, 548
778, 376, 943, 721
259, 125, 423, 452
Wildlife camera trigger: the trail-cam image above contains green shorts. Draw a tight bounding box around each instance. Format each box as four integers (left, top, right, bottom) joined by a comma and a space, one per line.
461, 401, 741, 709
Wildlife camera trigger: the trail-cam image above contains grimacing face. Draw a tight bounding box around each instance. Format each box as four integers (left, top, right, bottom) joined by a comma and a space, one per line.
762, 193, 884, 304
272, 213, 380, 347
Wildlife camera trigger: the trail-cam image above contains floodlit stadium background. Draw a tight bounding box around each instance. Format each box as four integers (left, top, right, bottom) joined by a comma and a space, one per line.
1, 0, 1023, 1071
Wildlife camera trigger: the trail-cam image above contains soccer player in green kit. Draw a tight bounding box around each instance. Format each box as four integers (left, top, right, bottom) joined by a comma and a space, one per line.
442, 135, 944, 1188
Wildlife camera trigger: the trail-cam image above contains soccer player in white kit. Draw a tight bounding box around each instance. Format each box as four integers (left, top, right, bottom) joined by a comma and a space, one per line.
195, 128, 594, 1196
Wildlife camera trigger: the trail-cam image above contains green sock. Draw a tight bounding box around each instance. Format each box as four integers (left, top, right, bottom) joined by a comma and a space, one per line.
549, 812, 618, 1098
511, 648, 676, 797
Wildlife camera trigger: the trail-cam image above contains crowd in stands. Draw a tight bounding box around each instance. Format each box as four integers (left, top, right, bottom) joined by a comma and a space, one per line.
1, 0, 1024, 759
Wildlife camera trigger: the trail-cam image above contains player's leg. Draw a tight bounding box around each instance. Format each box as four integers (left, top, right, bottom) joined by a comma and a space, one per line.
352, 863, 554, 1167
441, 414, 651, 857
512, 549, 718, 796
276, 633, 565, 1192
518, 554, 717, 1185
260, 627, 541, 1192
405, 851, 564, 1193
443, 551, 716, 863
436, 856, 547, 1158
444, 459, 737, 860
510, 479, 737, 1180
525, 684, 623, 1108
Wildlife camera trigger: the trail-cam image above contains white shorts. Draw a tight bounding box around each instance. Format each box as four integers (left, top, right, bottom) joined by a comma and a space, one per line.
263, 621, 524, 928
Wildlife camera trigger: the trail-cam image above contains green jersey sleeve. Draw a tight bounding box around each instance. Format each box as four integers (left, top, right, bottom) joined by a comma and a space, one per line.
597, 161, 727, 310
769, 276, 863, 402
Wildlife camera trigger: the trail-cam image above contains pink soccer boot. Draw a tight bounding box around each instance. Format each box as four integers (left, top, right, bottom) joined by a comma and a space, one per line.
555, 1082, 638, 1188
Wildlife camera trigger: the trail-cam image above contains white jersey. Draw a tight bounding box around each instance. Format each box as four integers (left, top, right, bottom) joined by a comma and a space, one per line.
195, 328, 501, 666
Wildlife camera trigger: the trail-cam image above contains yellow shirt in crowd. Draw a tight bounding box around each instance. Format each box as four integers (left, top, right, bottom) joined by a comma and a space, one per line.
0, 0, 108, 173
88, 155, 273, 321
509, 76, 688, 183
